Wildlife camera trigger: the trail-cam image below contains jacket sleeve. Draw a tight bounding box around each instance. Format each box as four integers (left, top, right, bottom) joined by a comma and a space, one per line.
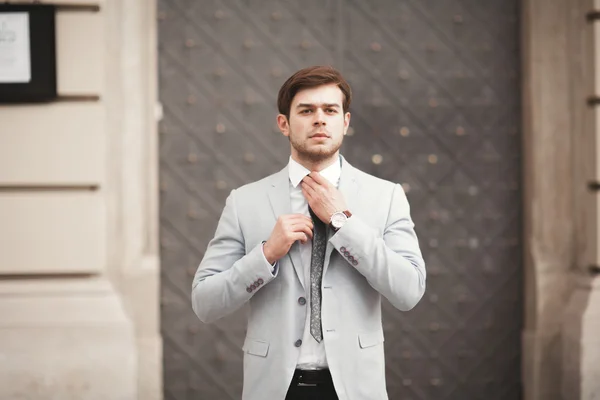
328, 183, 426, 311
191, 189, 277, 323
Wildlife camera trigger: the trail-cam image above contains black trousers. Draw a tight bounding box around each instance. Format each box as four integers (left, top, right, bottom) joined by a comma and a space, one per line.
285, 369, 339, 400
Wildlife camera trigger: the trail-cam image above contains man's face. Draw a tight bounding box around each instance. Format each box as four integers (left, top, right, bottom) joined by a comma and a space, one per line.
277, 84, 351, 163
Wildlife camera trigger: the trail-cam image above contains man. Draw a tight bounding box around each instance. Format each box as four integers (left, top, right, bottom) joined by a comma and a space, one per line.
191, 66, 426, 400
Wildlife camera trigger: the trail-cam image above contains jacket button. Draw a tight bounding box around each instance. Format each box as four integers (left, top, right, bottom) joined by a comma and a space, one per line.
294, 339, 302, 347
246, 287, 252, 293
344, 251, 350, 257
298, 297, 306, 305
257, 278, 264, 285
352, 260, 358, 266
340, 246, 346, 252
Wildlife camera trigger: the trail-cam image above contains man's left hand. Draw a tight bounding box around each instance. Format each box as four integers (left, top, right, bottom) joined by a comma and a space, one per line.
301, 172, 348, 224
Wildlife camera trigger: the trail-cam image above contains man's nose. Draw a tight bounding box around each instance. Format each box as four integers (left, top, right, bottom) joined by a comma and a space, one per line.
313, 109, 326, 126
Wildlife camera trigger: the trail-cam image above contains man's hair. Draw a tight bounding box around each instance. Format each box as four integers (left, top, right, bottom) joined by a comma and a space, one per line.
277, 65, 352, 119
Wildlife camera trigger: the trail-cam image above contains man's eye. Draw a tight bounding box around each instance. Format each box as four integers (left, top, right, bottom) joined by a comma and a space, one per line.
326, 109, 337, 113
301, 109, 312, 114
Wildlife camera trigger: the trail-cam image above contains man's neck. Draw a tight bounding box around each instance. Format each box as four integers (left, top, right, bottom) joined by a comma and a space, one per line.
291, 153, 339, 172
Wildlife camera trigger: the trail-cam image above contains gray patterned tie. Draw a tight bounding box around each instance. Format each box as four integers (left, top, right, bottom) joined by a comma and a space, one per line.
308, 206, 326, 343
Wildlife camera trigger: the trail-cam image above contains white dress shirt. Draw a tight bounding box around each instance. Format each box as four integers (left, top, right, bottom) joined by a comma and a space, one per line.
287, 156, 341, 370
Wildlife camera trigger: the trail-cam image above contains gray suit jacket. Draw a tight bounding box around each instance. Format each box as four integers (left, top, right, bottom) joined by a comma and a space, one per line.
192, 157, 426, 400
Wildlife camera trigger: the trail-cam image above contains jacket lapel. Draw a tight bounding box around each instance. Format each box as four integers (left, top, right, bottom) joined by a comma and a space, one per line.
268, 166, 306, 291
323, 157, 359, 275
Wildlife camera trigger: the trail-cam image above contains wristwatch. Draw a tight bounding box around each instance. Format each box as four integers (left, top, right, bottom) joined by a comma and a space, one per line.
330, 210, 352, 231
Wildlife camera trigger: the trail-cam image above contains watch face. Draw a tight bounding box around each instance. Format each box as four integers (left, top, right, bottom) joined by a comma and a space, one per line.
331, 212, 347, 228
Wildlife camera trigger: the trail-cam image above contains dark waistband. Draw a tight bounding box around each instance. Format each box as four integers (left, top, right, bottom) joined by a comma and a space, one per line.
292, 368, 333, 385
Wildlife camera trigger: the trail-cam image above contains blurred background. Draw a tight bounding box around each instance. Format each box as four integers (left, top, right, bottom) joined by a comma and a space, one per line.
0, 0, 598, 400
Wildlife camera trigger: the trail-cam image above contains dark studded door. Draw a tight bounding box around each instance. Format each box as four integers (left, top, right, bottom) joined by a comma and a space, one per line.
158, 1, 522, 399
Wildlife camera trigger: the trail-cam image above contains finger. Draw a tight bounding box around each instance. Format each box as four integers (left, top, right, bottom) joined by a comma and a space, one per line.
301, 187, 316, 211
309, 171, 330, 187
292, 232, 309, 244
290, 219, 314, 231
295, 224, 314, 241
302, 175, 319, 190
286, 214, 313, 224
301, 181, 318, 199
280, 213, 310, 221
304, 178, 327, 197
302, 185, 320, 214
290, 221, 314, 235
284, 213, 310, 219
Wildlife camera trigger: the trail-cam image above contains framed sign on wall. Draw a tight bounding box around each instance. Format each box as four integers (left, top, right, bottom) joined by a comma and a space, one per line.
0, 4, 57, 103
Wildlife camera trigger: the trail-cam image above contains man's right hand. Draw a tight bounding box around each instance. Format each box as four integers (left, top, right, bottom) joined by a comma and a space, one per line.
263, 214, 314, 264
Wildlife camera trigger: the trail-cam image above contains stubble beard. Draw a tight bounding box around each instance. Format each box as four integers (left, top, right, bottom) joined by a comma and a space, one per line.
289, 130, 343, 164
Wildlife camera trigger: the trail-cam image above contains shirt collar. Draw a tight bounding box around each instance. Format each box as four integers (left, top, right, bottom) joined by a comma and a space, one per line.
288, 156, 341, 188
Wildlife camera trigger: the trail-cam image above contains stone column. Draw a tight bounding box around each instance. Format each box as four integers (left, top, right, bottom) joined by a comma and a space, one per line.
104, 0, 162, 398
562, 0, 600, 398
521, 0, 577, 398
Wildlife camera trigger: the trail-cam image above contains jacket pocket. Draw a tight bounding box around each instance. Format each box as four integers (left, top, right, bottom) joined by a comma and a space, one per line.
242, 338, 270, 357
358, 329, 385, 349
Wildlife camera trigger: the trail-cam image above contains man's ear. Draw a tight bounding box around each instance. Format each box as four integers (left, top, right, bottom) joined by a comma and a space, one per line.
277, 114, 290, 137
343, 112, 351, 135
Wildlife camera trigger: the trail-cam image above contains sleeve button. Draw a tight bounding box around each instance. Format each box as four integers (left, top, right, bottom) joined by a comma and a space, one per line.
246, 287, 252, 293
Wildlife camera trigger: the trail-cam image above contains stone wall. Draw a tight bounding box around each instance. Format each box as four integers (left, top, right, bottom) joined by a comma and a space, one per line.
0, 0, 160, 399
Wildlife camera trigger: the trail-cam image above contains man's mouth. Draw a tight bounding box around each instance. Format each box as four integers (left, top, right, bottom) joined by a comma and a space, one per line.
310, 133, 329, 138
